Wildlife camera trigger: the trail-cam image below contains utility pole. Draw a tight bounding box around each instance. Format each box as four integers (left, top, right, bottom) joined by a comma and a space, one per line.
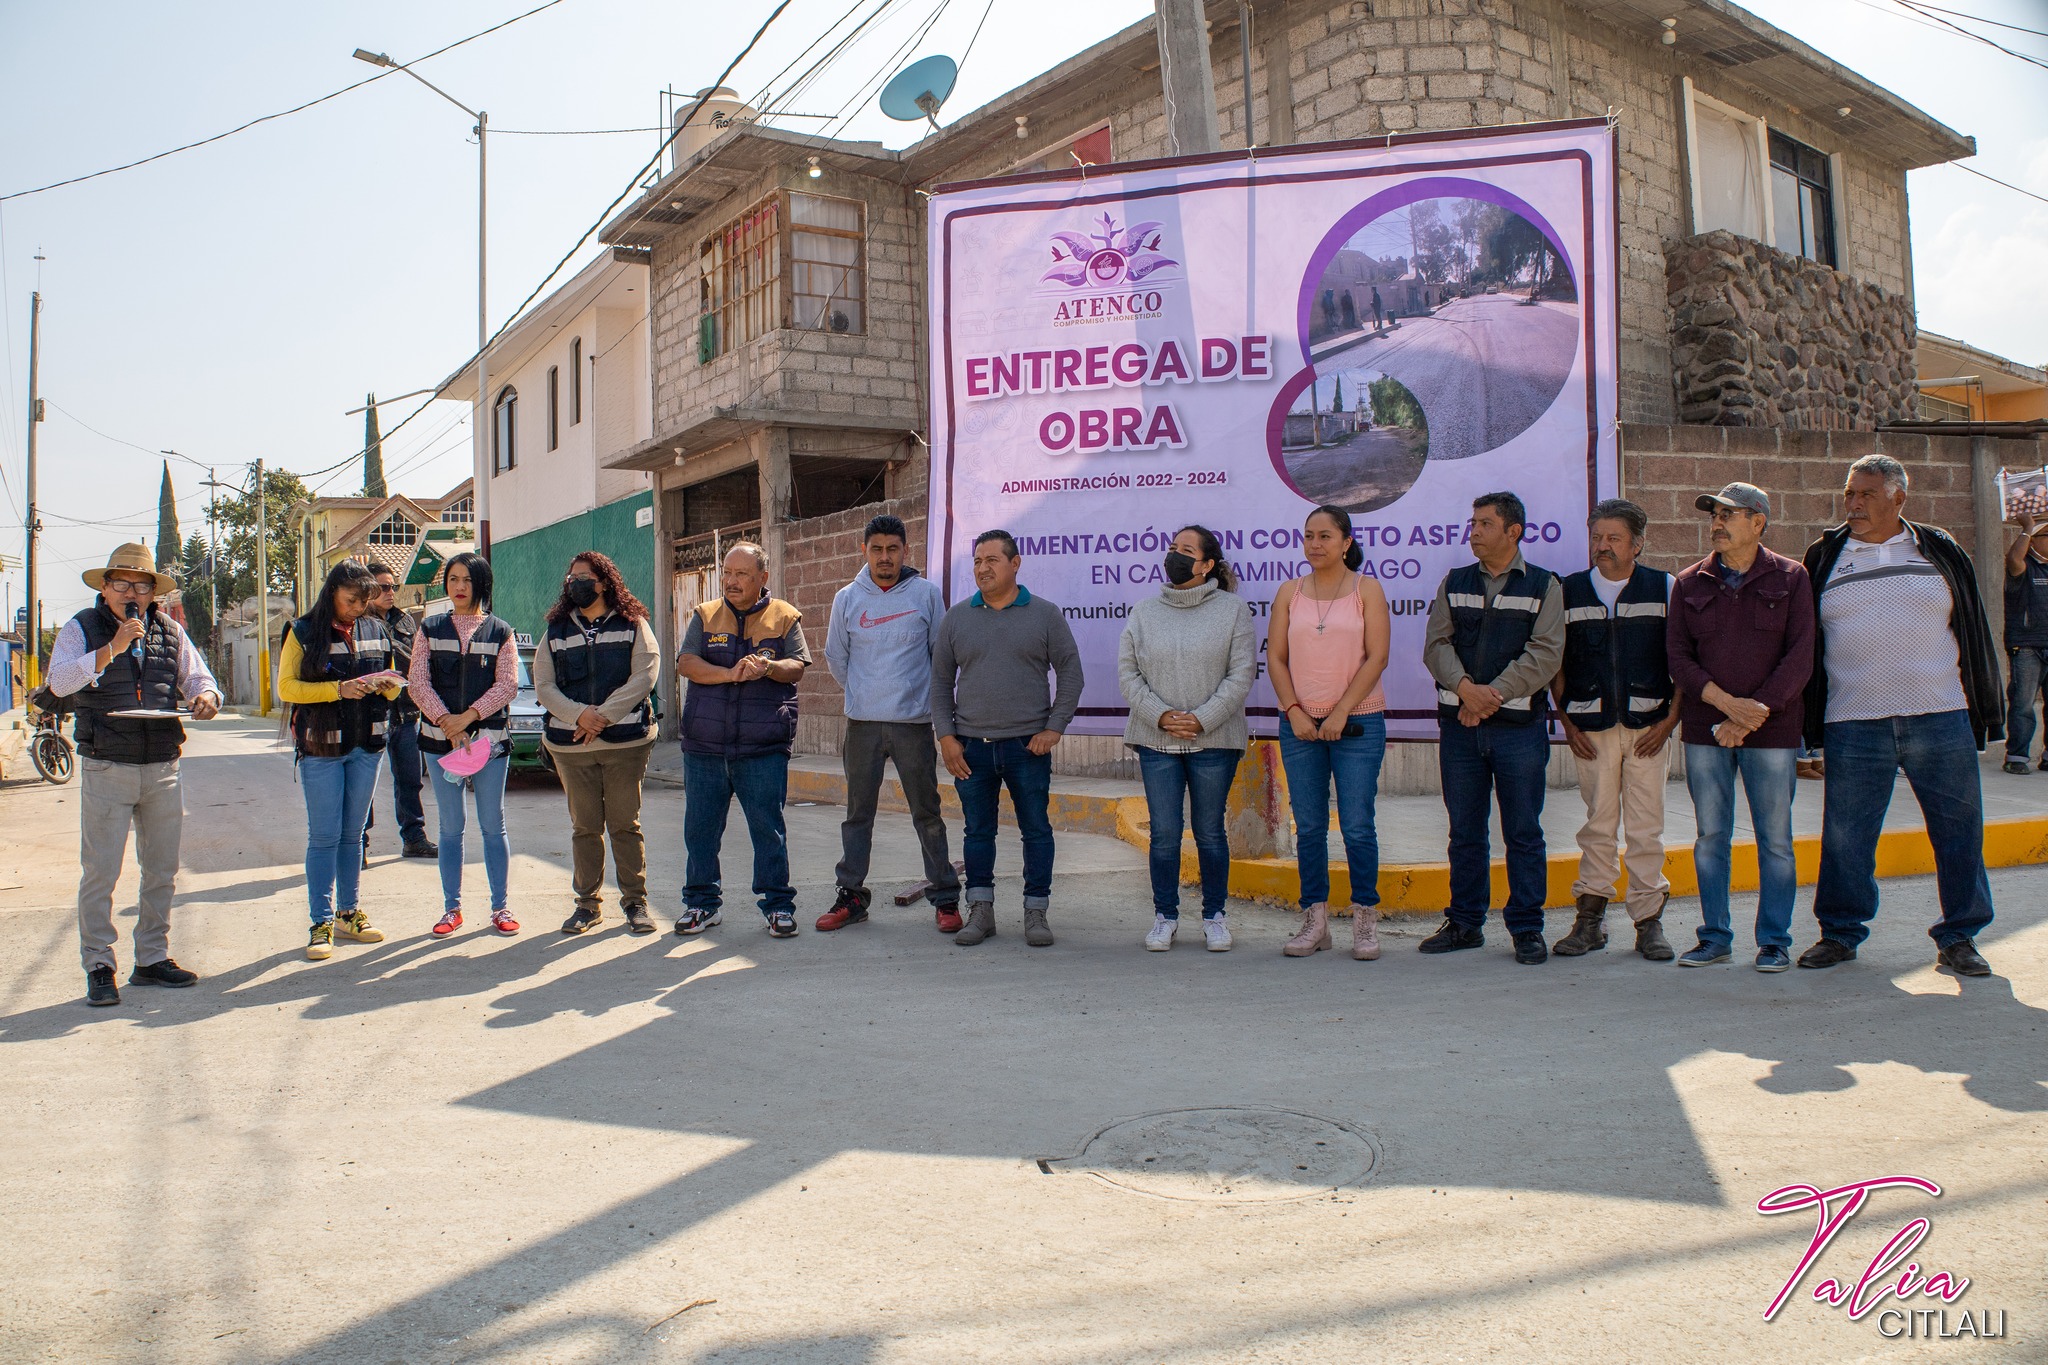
22, 290, 41, 688
477, 107, 491, 557
255, 458, 272, 717
1154, 0, 1221, 156
203, 467, 222, 675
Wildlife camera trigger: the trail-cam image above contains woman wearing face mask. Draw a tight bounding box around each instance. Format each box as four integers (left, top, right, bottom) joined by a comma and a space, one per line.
278, 559, 408, 961
407, 552, 520, 938
1117, 525, 1256, 951
532, 551, 662, 935
1267, 504, 1392, 960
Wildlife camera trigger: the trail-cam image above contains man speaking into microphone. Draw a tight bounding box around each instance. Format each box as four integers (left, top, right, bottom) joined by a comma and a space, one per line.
44, 543, 221, 1007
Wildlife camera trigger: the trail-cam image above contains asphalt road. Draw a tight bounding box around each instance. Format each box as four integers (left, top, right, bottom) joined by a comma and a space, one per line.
1, 718, 2042, 1363
1319, 295, 1581, 460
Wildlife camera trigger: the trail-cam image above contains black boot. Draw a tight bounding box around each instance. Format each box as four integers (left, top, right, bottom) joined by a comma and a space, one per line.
1552, 894, 1608, 956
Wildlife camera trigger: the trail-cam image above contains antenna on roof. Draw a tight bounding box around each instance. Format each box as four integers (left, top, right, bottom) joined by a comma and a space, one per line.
879, 55, 958, 131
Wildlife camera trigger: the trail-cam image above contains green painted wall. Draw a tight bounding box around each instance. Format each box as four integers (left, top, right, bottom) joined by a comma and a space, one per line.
488, 492, 655, 641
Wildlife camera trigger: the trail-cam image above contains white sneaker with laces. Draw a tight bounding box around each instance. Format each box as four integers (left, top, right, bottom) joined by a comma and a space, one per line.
1144, 915, 1177, 951
1203, 917, 1233, 952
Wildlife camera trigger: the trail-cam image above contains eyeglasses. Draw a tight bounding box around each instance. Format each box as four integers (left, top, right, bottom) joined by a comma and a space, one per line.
372, 584, 397, 595
102, 579, 156, 596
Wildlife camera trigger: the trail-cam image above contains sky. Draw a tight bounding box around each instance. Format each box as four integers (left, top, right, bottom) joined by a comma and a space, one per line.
0, 0, 2041, 626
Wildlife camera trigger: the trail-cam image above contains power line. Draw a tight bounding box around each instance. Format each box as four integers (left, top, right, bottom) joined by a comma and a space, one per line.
1894, 0, 2048, 69
1947, 161, 2048, 205
1903, 1, 2048, 39
0, 0, 569, 202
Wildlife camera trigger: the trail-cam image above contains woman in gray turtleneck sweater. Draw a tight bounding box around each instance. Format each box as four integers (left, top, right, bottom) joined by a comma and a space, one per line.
1117, 524, 1256, 953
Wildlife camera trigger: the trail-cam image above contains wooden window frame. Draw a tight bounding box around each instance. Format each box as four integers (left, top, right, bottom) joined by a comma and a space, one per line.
787, 190, 867, 336
697, 189, 868, 359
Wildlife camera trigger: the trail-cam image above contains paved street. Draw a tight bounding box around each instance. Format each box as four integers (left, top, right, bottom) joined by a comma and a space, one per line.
1318, 295, 1581, 459
1, 717, 2042, 1363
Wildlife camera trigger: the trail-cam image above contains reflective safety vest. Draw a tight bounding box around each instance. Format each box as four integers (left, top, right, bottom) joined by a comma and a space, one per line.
418, 611, 512, 756
1557, 565, 1674, 731
1435, 561, 1556, 728
288, 615, 393, 758
541, 611, 650, 746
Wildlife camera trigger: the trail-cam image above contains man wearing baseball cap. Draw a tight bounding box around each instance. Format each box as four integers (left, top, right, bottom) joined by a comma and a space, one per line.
1666, 483, 1815, 972
44, 543, 221, 1007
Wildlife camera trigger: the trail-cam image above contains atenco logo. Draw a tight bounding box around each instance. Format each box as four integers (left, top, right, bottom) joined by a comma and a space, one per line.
1757, 1176, 2007, 1339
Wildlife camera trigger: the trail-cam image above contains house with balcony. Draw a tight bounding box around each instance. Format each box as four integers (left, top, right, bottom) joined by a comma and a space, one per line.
597, 0, 2044, 767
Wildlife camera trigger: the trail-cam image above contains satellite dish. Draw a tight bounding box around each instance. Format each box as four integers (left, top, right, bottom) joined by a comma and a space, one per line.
880, 54, 958, 129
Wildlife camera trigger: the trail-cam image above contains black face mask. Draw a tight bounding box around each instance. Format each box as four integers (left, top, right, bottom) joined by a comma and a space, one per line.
566, 578, 602, 609
1163, 551, 1199, 586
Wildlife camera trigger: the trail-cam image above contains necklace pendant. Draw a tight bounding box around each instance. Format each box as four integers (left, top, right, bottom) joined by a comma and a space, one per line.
1315, 623, 1325, 634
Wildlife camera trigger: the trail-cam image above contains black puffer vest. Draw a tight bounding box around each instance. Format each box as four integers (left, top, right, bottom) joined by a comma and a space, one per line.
417, 611, 512, 756
288, 615, 393, 758
680, 594, 801, 758
70, 603, 185, 765
542, 611, 649, 747
1558, 565, 1673, 731
1435, 560, 1555, 728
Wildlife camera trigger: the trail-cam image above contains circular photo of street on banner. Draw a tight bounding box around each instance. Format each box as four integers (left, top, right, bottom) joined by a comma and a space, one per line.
1280, 194, 1579, 512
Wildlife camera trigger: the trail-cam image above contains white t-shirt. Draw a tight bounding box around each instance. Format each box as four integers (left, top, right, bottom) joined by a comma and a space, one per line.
1821, 530, 1967, 723
1591, 568, 1628, 612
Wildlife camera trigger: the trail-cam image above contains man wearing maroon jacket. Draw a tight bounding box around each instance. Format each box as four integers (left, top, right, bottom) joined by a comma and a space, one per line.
1666, 483, 1815, 972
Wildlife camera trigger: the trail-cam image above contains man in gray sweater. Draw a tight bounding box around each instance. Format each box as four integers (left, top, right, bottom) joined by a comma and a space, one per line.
931, 529, 1084, 947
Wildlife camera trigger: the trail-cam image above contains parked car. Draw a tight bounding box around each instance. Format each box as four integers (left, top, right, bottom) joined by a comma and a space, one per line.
507, 637, 552, 776
1484, 282, 1501, 294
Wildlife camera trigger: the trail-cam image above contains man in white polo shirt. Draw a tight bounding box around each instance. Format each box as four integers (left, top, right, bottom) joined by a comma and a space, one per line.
1798, 454, 2004, 977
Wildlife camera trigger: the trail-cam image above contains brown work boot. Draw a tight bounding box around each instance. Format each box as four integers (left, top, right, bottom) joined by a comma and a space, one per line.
1349, 904, 1380, 960
1552, 894, 1608, 956
1283, 903, 1332, 957
1635, 901, 1675, 961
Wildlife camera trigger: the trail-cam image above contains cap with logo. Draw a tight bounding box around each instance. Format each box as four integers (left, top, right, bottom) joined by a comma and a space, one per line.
1694, 482, 1770, 517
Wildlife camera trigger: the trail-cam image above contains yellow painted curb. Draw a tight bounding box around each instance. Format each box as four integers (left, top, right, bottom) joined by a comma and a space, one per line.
786, 767, 1150, 845
1198, 815, 2048, 914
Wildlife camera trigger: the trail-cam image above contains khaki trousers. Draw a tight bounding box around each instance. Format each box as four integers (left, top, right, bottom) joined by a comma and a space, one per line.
78, 756, 185, 972
551, 742, 652, 912
1570, 725, 1671, 920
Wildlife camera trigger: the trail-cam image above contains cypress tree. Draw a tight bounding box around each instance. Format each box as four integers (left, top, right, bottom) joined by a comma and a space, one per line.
364, 393, 387, 499
155, 461, 179, 572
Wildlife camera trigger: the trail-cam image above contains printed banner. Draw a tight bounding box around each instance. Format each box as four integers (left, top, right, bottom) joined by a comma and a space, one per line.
927, 120, 1619, 739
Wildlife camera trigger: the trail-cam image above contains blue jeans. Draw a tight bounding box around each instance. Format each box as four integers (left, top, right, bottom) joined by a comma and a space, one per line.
1137, 747, 1242, 918
1438, 720, 1549, 934
682, 751, 794, 918
431, 749, 510, 912
386, 713, 427, 844
1279, 719, 1387, 910
2005, 648, 2048, 761
1684, 743, 1797, 952
1816, 711, 1994, 950
956, 737, 1054, 908
301, 748, 383, 924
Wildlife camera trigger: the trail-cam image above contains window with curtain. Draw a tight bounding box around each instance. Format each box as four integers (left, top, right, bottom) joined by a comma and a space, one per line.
569, 337, 582, 424
1769, 131, 1836, 268
699, 194, 782, 360
790, 191, 865, 334
1691, 97, 1766, 241
546, 365, 560, 451
494, 386, 517, 474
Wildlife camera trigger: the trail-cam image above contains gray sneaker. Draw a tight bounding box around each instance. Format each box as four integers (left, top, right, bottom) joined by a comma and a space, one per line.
954, 900, 997, 946
1024, 906, 1054, 947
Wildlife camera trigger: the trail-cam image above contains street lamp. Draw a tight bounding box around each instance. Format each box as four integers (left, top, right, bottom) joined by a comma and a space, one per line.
353, 46, 492, 555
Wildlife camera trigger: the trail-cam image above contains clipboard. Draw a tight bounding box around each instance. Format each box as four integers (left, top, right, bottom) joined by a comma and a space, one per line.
108, 708, 194, 719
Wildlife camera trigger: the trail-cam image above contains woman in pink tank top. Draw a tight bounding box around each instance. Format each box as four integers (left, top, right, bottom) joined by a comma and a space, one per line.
1266, 505, 1392, 961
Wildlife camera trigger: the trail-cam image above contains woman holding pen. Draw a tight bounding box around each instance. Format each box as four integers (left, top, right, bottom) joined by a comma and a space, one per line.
407, 552, 521, 939
1266, 504, 1393, 961
279, 560, 407, 961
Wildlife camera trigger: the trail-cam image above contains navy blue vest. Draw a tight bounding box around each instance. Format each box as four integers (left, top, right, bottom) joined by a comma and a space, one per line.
69, 603, 185, 765
680, 594, 801, 758
418, 612, 512, 755
1436, 560, 1555, 728
2006, 556, 2048, 649
542, 611, 649, 746
288, 615, 393, 757
1558, 565, 1673, 731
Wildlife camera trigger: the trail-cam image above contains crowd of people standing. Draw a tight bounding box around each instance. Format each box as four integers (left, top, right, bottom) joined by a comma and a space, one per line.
47, 451, 2014, 1006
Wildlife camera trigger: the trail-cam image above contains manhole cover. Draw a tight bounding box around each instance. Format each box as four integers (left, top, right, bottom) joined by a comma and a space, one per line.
1045, 1106, 1378, 1204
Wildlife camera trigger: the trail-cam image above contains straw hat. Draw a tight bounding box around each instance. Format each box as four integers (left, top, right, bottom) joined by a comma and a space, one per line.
81, 542, 178, 595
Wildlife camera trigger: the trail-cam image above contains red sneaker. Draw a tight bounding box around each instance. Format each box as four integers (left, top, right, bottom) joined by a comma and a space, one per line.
816, 886, 872, 932
492, 910, 520, 936
934, 902, 964, 934
432, 910, 463, 937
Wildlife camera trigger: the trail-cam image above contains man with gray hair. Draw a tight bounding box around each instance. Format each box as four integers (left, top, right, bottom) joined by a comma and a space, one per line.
1798, 454, 2004, 977
1548, 498, 1681, 960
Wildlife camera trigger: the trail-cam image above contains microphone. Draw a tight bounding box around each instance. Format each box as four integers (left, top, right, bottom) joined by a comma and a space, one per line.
125, 602, 145, 669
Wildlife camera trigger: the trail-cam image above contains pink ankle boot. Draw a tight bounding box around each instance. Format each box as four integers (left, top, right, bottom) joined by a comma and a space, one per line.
1284, 902, 1332, 957
1350, 904, 1380, 960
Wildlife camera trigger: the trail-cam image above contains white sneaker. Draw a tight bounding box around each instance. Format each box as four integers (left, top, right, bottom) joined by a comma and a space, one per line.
1203, 916, 1233, 952
1144, 915, 1177, 951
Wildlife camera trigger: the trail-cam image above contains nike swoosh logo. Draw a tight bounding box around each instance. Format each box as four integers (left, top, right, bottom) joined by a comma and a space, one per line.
858, 609, 918, 628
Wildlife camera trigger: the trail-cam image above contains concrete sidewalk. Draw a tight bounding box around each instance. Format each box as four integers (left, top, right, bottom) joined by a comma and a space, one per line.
686, 742, 2048, 914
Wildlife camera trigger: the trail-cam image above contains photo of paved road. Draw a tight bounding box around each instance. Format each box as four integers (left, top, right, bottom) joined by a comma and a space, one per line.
1315, 293, 1580, 460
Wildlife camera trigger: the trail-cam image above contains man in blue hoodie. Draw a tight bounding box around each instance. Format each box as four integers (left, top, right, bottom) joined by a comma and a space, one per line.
819, 514, 959, 932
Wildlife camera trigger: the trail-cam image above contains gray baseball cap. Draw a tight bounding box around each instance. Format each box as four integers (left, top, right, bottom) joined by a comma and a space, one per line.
1695, 482, 1770, 517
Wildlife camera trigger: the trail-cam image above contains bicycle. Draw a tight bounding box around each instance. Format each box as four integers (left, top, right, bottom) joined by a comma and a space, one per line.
25, 688, 76, 785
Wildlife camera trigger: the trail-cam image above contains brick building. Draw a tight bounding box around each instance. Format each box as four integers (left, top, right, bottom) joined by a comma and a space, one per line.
600, 0, 2043, 769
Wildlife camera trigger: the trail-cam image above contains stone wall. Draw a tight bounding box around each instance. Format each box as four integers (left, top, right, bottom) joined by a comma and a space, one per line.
1666, 231, 1918, 429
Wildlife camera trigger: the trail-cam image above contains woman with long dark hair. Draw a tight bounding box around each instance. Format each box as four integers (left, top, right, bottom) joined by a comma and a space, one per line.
278, 559, 406, 960
406, 552, 520, 938
1117, 524, 1256, 951
532, 551, 662, 934
1266, 504, 1392, 960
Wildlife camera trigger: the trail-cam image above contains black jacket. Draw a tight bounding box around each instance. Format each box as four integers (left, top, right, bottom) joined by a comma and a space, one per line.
1801, 520, 2004, 750
382, 606, 421, 718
